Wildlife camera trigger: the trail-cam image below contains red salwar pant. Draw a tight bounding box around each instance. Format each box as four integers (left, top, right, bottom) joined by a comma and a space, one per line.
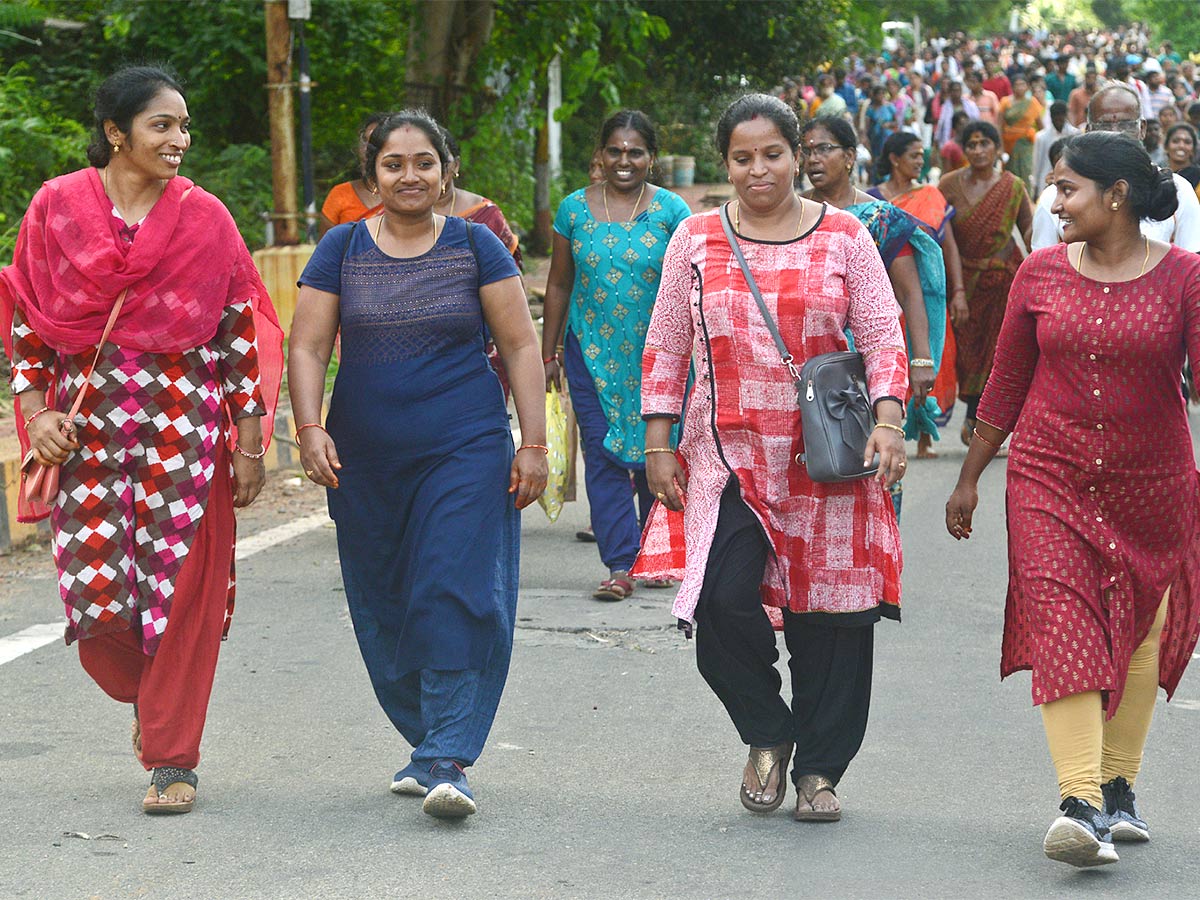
77, 449, 235, 771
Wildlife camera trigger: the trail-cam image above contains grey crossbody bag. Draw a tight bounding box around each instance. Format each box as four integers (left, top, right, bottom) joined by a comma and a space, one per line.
719, 205, 877, 483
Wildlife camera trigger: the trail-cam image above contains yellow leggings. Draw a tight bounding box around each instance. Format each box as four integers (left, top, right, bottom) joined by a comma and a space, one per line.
1040, 594, 1169, 808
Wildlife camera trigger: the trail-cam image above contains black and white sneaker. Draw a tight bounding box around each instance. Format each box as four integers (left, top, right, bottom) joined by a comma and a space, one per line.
1102, 776, 1150, 842
1043, 797, 1119, 867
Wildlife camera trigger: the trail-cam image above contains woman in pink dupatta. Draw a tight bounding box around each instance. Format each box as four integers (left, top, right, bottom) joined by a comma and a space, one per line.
0, 67, 282, 814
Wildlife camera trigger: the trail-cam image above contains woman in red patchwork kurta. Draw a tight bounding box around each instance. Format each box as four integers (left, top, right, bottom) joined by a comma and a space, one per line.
0, 67, 282, 815
947, 132, 1200, 868
634, 95, 908, 822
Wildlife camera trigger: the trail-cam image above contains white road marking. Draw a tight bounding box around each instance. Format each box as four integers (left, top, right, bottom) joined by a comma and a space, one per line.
1, 512, 332, 667
0, 622, 63, 666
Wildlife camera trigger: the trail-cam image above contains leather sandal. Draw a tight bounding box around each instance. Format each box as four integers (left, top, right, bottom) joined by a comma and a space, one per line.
794, 774, 841, 822
143, 767, 198, 815
740, 743, 792, 814
593, 577, 634, 601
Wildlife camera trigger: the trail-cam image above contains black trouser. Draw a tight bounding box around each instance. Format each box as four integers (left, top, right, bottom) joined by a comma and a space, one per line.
694, 480, 875, 786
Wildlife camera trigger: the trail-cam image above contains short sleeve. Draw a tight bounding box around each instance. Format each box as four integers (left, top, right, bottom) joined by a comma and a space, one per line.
468, 221, 520, 286
661, 191, 692, 232
298, 222, 356, 295
553, 192, 582, 239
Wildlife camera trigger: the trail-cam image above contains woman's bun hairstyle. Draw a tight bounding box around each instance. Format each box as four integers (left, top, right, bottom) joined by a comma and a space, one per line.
1061, 131, 1178, 222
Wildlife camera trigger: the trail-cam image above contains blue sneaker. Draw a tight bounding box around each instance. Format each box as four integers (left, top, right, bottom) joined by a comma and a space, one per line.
390, 761, 430, 797
1043, 797, 1119, 867
1102, 776, 1150, 842
422, 760, 476, 818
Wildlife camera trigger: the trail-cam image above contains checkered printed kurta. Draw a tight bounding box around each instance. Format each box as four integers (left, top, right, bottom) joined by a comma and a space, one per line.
10, 300, 263, 655
631, 205, 909, 623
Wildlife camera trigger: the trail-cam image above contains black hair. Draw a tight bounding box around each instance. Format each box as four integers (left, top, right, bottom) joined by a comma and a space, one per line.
800, 115, 856, 151
876, 131, 922, 178
87, 64, 185, 167
1166, 122, 1198, 149
960, 119, 1002, 147
362, 109, 449, 184
438, 126, 462, 161
1050, 100, 1068, 117
1048, 136, 1069, 169
716, 93, 800, 157
599, 110, 658, 156
1061, 131, 1178, 222
359, 111, 390, 141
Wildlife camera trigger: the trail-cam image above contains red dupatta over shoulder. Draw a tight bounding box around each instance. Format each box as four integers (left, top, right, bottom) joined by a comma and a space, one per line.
1, 167, 283, 519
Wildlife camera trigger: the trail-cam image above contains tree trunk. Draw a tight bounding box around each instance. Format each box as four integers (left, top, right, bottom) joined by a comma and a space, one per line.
264, 0, 298, 245
405, 0, 494, 119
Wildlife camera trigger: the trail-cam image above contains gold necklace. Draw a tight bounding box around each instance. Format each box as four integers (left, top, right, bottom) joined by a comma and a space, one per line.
603, 180, 646, 223
732, 198, 806, 238
1076, 236, 1151, 279
374, 212, 441, 251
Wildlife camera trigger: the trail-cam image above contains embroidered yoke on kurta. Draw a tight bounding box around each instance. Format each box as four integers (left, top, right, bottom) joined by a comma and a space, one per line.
632, 205, 908, 623
977, 244, 1200, 715
10, 300, 263, 654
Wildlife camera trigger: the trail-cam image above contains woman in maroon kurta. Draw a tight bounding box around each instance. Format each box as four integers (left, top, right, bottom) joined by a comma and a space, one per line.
947, 132, 1200, 868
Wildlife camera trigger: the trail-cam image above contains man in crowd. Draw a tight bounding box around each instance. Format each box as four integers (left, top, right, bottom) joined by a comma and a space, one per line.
966, 68, 1000, 126
1068, 66, 1100, 127
1032, 101, 1078, 198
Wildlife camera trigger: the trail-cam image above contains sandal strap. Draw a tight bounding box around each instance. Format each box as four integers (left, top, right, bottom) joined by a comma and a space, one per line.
151, 767, 198, 792
796, 774, 836, 801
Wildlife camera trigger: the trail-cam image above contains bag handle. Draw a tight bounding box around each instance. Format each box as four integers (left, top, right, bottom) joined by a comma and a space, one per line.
63, 288, 128, 421
719, 204, 801, 383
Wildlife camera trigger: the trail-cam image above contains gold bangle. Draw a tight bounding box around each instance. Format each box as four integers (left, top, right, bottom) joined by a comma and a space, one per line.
873, 423, 905, 436
644, 447, 676, 454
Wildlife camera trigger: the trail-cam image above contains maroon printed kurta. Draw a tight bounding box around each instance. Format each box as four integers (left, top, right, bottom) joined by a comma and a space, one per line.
977, 243, 1200, 715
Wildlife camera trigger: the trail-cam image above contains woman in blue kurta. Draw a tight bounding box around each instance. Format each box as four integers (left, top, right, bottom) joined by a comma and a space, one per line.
289, 111, 547, 820
541, 110, 691, 600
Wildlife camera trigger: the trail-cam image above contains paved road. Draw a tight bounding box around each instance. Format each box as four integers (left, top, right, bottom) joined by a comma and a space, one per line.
2, 427, 1200, 899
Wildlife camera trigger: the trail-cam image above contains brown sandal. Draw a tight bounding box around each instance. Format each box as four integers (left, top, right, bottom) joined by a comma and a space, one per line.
794, 774, 841, 822
740, 743, 792, 814
593, 577, 634, 601
142, 767, 197, 815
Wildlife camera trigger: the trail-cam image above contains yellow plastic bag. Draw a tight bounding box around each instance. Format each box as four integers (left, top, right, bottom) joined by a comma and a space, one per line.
538, 384, 568, 522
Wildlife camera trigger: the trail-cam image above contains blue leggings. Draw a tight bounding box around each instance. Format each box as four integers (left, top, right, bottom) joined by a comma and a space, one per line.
563, 330, 652, 572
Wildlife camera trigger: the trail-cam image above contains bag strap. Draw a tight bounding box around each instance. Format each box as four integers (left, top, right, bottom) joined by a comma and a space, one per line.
719, 204, 801, 383
65, 288, 128, 420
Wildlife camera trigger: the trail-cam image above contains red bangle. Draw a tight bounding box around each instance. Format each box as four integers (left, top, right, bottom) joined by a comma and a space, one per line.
972, 427, 1003, 450
24, 406, 51, 427
295, 423, 328, 444
518, 444, 549, 454
543, 355, 558, 364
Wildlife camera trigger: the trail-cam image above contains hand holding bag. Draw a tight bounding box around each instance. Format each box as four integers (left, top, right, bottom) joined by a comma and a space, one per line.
20, 289, 128, 509
719, 206, 876, 483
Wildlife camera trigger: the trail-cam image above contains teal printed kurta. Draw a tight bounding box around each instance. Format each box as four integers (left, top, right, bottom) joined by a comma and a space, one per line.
554, 186, 691, 465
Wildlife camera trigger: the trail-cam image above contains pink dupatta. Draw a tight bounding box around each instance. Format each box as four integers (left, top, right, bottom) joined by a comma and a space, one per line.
1, 167, 284, 521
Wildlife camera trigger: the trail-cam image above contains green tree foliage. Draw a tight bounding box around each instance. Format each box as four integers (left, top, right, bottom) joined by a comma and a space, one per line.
844, 0, 1019, 48
1127, 1, 1200, 56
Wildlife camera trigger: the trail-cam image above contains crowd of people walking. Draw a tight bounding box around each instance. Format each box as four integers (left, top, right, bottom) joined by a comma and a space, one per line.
5, 19, 1200, 878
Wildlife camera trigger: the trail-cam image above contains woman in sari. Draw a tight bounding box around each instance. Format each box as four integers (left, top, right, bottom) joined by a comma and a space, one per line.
801, 116, 944, 518
870, 131, 968, 458
999, 74, 1044, 190
319, 112, 387, 235
938, 120, 1033, 443
0, 66, 283, 814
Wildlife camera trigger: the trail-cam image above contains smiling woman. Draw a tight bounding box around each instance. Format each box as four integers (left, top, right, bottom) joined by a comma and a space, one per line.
0, 64, 284, 817
289, 109, 547, 821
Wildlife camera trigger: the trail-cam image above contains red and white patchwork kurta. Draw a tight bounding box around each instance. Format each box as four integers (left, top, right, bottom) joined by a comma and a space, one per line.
632, 205, 908, 623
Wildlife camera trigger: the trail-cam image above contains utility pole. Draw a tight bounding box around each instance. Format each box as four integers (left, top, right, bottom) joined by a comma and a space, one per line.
264, 0, 298, 245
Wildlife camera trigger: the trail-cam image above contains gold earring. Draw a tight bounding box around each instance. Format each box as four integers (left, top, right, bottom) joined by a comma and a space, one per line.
1111, 201, 1120, 210
112, 143, 120, 155
440, 185, 447, 197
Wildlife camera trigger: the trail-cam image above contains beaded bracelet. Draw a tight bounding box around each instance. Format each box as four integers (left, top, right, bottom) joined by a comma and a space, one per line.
294, 423, 328, 444
518, 444, 549, 454
873, 422, 905, 436
24, 406, 51, 427
972, 427, 1003, 450
644, 447, 676, 454
234, 443, 267, 460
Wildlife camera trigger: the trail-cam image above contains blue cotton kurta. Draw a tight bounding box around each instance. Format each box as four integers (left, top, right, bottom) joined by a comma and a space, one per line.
554, 186, 691, 465
299, 217, 520, 674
